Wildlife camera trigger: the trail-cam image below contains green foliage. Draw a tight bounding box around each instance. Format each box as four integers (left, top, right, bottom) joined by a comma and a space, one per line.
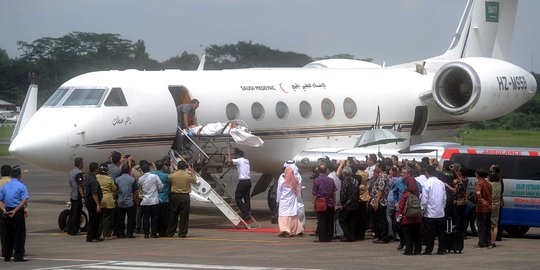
162, 51, 200, 70
315, 54, 373, 62
0, 126, 14, 139
449, 129, 540, 147
204, 41, 313, 69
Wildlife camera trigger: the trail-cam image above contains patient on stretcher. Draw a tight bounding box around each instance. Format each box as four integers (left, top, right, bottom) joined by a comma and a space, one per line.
188, 122, 245, 136
186, 122, 264, 147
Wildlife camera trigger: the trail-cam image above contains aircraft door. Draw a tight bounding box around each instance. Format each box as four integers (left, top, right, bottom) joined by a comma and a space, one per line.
410, 106, 428, 145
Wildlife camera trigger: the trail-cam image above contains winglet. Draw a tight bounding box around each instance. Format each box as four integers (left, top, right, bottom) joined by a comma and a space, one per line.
441, 0, 518, 60
10, 84, 38, 142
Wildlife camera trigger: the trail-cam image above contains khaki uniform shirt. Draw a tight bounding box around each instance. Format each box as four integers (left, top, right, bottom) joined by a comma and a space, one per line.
97, 174, 117, 209
0, 176, 10, 189
169, 170, 196, 194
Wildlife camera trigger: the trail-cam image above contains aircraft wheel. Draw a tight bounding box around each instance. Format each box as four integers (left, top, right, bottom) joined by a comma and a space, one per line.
58, 209, 88, 232
58, 209, 71, 232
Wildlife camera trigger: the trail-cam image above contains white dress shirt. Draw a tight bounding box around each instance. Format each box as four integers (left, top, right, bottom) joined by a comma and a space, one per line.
232, 157, 251, 180
420, 176, 447, 218
138, 172, 164, 206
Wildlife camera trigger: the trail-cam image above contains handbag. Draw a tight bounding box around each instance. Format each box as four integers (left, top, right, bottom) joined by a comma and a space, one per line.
315, 197, 328, 212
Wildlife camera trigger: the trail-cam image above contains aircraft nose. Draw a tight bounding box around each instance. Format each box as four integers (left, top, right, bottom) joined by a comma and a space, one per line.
9, 111, 70, 171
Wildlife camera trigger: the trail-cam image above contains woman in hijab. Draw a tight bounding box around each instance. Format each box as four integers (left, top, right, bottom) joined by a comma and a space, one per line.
276, 166, 304, 237
396, 168, 422, 255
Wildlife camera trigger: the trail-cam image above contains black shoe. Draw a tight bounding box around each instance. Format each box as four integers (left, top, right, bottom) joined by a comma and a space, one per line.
117, 235, 126, 239
68, 232, 79, 236
436, 251, 446, 255
14, 258, 28, 262
295, 232, 304, 237
4, 257, 10, 262
151, 234, 159, 238
309, 233, 318, 236
178, 234, 187, 238
373, 239, 389, 244
126, 235, 135, 238
87, 239, 103, 242
277, 232, 291, 237
403, 251, 413, 255
339, 238, 354, 242
144, 234, 150, 238
422, 251, 432, 255
397, 243, 405, 250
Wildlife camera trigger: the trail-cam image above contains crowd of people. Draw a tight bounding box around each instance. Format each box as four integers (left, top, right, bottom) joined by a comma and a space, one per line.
275, 154, 504, 256
66, 151, 197, 242
0, 148, 506, 262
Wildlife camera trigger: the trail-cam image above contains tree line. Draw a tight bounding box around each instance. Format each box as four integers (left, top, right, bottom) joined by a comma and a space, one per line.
0, 32, 538, 130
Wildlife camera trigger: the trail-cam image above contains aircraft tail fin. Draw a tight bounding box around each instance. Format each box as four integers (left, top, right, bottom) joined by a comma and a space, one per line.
10, 84, 38, 142
441, 0, 518, 60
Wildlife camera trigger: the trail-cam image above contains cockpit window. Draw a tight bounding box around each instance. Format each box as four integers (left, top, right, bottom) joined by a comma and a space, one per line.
104, 88, 128, 106
43, 88, 69, 107
62, 88, 105, 106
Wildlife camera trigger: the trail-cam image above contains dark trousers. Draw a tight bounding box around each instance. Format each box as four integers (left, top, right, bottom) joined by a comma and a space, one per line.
375, 205, 388, 242
4, 209, 25, 260
403, 223, 422, 254
99, 208, 114, 238
396, 221, 405, 246
452, 204, 467, 237
68, 198, 83, 234
135, 200, 143, 232
339, 208, 358, 241
158, 203, 169, 236
424, 217, 446, 254
477, 211, 492, 247
0, 214, 6, 257
316, 208, 335, 242
115, 205, 136, 237
86, 200, 101, 241
356, 202, 367, 240
167, 193, 191, 237
235, 180, 252, 219
141, 204, 160, 236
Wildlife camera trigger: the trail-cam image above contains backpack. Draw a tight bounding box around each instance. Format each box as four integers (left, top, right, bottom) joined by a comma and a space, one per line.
404, 192, 421, 218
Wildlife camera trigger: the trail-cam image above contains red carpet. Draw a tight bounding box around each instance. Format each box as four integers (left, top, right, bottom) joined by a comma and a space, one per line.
221, 227, 315, 233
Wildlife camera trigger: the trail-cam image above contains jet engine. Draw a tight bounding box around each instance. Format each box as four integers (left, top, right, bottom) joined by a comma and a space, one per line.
432, 57, 537, 121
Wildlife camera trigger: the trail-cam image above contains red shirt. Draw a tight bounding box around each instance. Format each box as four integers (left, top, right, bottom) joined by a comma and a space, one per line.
476, 178, 492, 213
397, 191, 422, 225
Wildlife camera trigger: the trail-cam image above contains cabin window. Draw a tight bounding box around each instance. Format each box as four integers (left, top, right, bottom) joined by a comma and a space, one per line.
251, 102, 265, 120
343, 97, 357, 118
321, 98, 335, 119
104, 88, 128, 106
299, 101, 312, 118
62, 88, 105, 106
44, 88, 69, 107
226, 103, 240, 120
276, 101, 289, 119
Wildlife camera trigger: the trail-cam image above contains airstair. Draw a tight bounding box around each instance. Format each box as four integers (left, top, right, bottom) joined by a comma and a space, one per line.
169, 126, 261, 229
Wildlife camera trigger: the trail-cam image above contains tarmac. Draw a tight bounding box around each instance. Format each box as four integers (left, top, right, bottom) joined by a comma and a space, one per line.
1, 156, 540, 270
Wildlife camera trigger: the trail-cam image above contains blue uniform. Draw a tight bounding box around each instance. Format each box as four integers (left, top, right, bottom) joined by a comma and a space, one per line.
0, 177, 29, 261
0, 178, 29, 208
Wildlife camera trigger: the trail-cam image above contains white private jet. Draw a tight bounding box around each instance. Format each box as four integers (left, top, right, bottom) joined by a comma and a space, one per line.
8, 0, 537, 211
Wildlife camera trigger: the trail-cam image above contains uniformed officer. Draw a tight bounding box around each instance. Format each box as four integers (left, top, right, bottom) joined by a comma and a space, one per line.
0, 165, 30, 262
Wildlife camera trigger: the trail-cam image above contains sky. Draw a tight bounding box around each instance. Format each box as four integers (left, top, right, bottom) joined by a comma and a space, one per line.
1, 0, 539, 71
